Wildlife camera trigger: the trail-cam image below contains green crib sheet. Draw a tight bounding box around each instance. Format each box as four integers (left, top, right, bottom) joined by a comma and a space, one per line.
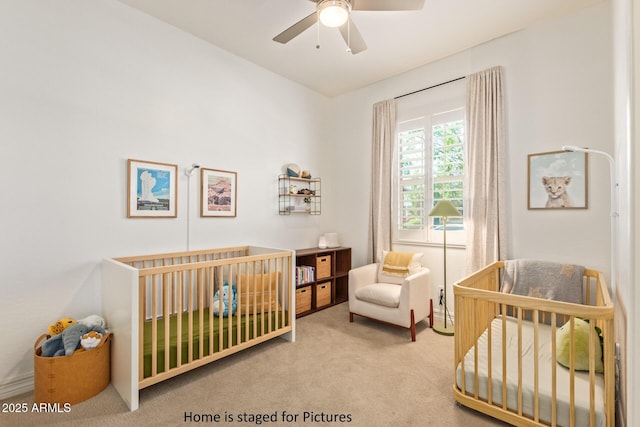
143, 308, 289, 378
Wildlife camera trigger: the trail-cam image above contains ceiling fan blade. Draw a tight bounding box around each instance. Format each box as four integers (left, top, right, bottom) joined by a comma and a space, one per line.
351, 0, 425, 11
273, 12, 318, 44
338, 18, 367, 54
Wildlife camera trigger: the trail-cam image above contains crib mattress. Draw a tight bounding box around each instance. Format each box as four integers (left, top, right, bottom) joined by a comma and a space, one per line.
456, 317, 605, 427
143, 308, 288, 378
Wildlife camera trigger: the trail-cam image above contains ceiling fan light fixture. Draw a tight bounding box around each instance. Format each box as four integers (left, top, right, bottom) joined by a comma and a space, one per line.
318, 0, 350, 28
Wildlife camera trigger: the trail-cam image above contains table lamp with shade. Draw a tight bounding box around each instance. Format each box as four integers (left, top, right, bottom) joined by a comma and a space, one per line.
428, 199, 462, 336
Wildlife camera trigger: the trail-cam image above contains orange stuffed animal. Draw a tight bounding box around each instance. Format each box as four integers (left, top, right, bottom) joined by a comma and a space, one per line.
47, 318, 76, 335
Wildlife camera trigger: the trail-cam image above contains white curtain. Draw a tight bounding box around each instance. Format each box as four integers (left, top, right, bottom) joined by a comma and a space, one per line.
368, 99, 396, 264
464, 66, 507, 274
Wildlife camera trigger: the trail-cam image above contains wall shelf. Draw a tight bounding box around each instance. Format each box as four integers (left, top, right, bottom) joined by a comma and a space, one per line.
278, 175, 321, 215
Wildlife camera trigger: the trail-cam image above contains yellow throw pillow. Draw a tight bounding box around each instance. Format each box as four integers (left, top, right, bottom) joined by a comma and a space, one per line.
236, 272, 281, 314
377, 251, 424, 285
382, 251, 415, 276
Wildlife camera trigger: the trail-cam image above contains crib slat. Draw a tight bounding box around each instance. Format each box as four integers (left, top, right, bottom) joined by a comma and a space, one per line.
456, 291, 466, 399
198, 267, 204, 360
501, 307, 507, 411
472, 300, 478, 399
208, 267, 214, 357
516, 307, 523, 417
589, 317, 596, 427
551, 312, 557, 427
266, 260, 272, 334
569, 316, 576, 427
486, 301, 493, 406
187, 271, 194, 363
163, 273, 170, 374
217, 267, 223, 354
252, 267, 258, 338
533, 310, 539, 423
226, 264, 233, 351
177, 271, 183, 369
151, 275, 158, 378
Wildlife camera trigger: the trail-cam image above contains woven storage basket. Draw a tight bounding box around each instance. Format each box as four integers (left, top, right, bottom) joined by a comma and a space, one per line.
34, 332, 111, 405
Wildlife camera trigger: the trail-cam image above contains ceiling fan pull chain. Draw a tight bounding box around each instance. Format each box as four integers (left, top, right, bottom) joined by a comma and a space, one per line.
316, 10, 321, 50
346, 18, 351, 53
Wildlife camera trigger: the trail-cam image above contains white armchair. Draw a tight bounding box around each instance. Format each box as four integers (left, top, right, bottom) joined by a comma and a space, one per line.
348, 256, 433, 342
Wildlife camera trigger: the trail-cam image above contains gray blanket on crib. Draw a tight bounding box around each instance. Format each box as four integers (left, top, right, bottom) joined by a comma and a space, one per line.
501, 259, 583, 304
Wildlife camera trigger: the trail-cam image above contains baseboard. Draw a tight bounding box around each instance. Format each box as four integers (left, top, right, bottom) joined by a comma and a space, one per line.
0, 372, 34, 400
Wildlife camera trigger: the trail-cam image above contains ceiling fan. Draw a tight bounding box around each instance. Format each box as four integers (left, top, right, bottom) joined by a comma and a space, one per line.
273, 0, 425, 54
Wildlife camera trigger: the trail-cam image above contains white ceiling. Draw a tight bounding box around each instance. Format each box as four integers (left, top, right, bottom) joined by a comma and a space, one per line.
117, 0, 604, 97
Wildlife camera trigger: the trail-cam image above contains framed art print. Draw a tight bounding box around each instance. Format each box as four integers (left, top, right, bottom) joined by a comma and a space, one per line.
127, 159, 177, 218
527, 150, 588, 210
201, 168, 237, 217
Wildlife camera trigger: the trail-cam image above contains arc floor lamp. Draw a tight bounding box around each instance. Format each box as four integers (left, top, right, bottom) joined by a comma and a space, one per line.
428, 199, 462, 336
562, 145, 618, 288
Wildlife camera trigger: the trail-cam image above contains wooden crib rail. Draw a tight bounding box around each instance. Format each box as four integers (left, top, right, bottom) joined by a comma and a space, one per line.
115, 246, 251, 268
453, 261, 614, 427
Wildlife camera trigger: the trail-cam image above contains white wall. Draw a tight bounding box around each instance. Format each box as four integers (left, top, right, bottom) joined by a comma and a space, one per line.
0, 0, 329, 395
324, 2, 614, 319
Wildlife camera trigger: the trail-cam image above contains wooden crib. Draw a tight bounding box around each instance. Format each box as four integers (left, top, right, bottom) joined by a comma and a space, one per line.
453, 261, 614, 427
102, 246, 294, 411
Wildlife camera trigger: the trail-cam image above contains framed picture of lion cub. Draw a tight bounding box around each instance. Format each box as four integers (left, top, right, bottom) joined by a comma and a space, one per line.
528, 150, 588, 210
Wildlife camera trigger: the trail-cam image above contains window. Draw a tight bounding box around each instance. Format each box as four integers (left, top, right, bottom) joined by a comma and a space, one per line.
394, 82, 465, 245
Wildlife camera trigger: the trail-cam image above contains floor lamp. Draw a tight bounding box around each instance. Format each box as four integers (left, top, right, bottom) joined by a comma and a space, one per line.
428, 200, 462, 336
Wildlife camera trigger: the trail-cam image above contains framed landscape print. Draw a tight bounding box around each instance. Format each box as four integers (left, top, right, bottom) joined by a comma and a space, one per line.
527, 150, 588, 210
201, 168, 237, 217
127, 159, 178, 218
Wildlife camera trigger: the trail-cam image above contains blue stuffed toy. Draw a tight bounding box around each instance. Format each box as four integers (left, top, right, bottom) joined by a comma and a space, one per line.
212, 282, 237, 316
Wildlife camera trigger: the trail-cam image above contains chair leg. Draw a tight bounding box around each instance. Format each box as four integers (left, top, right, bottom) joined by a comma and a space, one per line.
349, 312, 353, 322
429, 298, 434, 328
410, 309, 416, 342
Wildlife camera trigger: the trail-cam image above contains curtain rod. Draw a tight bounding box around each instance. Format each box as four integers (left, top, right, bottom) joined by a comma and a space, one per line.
394, 76, 466, 100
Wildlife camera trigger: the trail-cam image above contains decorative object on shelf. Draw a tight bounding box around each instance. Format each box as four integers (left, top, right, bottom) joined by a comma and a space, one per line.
324, 232, 339, 248
318, 235, 327, 249
527, 150, 588, 210
301, 170, 312, 179
127, 159, 177, 218
200, 168, 237, 217
289, 185, 297, 194
286, 163, 301, 177
428, 199, 462, 336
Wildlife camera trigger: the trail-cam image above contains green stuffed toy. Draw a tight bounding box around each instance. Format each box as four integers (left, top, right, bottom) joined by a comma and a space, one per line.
556, 318, 604, 373
41, 323, 106, 357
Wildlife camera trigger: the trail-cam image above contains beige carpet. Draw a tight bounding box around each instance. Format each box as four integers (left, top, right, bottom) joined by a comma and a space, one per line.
2, 303, 506, 427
